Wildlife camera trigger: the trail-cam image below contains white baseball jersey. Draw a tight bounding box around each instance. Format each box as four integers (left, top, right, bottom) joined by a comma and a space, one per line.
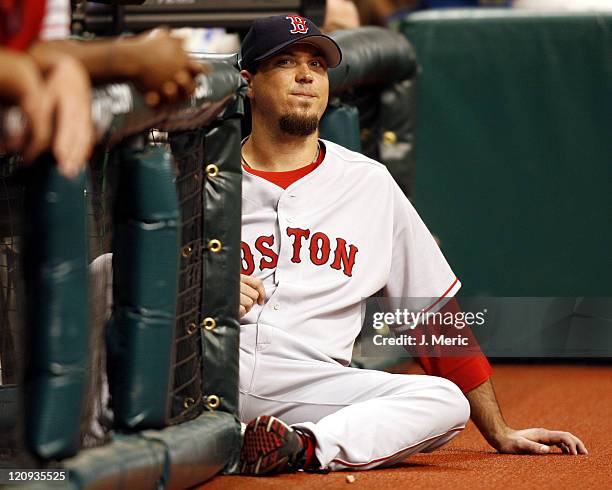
240, 139, 460, 364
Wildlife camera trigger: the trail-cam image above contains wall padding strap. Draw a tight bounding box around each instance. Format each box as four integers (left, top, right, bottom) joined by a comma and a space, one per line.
22, 155, 89, 459
106, 142, 179, 429
199, 98, 242, 417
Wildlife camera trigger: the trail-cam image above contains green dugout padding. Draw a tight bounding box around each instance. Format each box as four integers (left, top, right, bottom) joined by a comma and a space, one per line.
401, 10, 612, 297
0, 384, 17, 432
196, 98, 243, 418
107, 143, 179, 429
400, 10, 612, 357
22, 157, 89, 460
320, 103, 362, 153
58, 412, 238, 490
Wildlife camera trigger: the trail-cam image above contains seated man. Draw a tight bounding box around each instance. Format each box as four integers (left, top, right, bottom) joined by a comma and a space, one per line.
236, 15, 587, 474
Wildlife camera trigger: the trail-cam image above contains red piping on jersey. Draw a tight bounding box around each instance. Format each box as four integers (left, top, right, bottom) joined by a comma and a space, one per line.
422, 277, 459, 314
330, 426, 465, 468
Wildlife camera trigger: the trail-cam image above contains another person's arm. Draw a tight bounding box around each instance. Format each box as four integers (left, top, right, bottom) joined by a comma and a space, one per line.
29, 29, 206, 107
1, 0, 92, 177
21, 29, 205, 176
1, 49, 92, 178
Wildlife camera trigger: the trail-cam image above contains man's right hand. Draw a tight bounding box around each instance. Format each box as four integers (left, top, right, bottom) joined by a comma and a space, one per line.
240, 274, 266, 318
123, 29, 208, 107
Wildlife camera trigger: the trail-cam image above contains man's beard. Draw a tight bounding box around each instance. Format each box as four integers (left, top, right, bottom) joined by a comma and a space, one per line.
278, 113, 319, 136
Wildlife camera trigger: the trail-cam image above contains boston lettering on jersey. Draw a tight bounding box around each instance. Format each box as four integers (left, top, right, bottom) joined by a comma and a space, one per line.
241, 227, 359, 277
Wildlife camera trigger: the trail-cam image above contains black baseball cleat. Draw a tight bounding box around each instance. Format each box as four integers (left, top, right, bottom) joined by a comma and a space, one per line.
240, 415, 306, 475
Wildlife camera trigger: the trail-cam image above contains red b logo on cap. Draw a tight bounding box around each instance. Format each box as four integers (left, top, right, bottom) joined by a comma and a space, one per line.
286, 15, 309, 34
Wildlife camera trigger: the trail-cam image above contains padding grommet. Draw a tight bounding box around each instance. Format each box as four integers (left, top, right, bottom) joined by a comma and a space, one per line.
206, 395, 220, 409
186, 322, 197, 335
201, 317, 216, 331
183, 397, 195, 409
181, 245, 193, 258
382, 131, 397, 145
208, 239, 222, 253
206, 164, 219, 178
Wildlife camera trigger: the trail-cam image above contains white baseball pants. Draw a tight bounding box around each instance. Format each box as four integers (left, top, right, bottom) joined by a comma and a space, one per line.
239, 323, 470, 471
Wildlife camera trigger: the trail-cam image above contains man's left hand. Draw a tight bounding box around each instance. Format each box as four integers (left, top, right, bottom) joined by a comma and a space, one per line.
492, 427, 588, 455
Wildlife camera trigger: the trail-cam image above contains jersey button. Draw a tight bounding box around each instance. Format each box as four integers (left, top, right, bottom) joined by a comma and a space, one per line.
273, 303, 280, 310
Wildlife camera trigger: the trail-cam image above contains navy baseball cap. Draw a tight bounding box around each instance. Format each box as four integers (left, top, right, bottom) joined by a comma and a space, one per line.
240, 15, 342, 72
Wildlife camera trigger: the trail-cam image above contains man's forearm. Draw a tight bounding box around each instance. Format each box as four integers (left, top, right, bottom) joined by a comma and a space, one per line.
28, 39, 139, 82
464, 378, 510, 448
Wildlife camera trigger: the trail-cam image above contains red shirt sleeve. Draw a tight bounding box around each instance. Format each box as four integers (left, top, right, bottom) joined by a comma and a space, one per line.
0, 0, 46, 51
412, 297, 493, 393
